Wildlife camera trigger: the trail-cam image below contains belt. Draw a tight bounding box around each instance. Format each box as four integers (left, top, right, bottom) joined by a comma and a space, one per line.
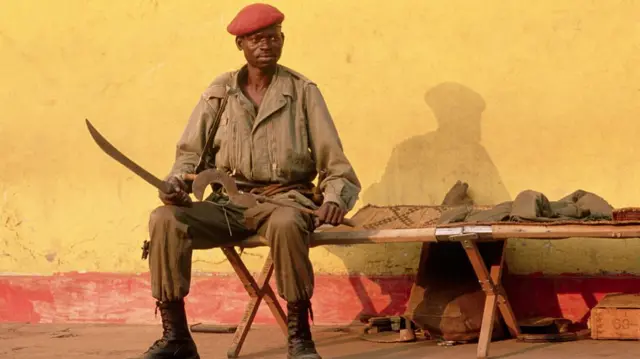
234, 179, 269, 189
230, 177, 323, 205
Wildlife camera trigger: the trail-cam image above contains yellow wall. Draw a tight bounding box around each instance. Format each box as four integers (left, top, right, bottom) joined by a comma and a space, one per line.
1, 0, 640, 276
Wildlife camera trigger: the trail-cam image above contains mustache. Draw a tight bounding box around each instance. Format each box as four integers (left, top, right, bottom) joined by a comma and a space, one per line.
257, 52, 278, 58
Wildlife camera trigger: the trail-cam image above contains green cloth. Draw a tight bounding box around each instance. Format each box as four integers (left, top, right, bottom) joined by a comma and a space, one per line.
439, 189, 613, 224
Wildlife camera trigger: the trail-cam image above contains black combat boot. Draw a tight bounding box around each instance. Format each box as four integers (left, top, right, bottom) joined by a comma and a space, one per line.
130, 299, 200, 359
287, 300, 322, 359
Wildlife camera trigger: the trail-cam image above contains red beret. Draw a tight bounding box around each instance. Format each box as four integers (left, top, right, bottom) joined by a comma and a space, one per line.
227, 3, 285, 36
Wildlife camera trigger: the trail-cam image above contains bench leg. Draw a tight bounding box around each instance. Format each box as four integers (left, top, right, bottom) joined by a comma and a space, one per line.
222, 247, 287, 358
459, 238, 521, 359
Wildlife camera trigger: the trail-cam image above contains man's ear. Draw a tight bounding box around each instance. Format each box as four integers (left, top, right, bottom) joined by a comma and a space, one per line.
281, 32, 285, 44
235, 36, 243, 51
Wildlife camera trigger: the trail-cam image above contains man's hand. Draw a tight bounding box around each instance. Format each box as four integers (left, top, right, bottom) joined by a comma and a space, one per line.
315, 202, 345, 227
159, 176, 193, 207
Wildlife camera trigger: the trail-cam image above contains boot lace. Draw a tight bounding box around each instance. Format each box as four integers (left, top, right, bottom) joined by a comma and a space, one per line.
143, 302, 172, 352
288, 301, 318, 354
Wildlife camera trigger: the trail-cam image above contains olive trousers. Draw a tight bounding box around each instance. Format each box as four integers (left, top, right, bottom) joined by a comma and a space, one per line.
147, 195, 315, 303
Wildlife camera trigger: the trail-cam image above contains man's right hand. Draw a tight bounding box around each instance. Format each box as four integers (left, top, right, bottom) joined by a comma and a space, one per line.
159, 176, 193, 207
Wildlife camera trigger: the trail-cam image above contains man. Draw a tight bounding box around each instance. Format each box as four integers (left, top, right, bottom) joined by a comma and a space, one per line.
132, 3, 361, 359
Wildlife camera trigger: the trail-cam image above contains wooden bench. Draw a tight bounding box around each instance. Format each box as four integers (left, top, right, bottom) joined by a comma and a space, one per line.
198, 218, 640, 359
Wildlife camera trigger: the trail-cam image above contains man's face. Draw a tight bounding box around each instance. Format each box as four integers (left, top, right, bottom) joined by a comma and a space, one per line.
237, 26, 285, 69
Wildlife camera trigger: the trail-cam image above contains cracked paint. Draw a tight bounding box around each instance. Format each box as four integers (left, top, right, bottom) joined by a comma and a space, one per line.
1, 0, 640, 279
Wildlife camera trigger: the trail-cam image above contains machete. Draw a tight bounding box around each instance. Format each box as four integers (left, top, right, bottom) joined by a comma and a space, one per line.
85, 119, 173, 194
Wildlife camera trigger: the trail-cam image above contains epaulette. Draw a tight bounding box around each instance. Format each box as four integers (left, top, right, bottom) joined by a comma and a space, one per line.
203, 84, 227, 100
203, 71, 234, 99
279, 65, 316, 86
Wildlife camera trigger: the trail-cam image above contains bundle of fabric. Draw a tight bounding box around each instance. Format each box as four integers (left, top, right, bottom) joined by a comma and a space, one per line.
438, 188, 613, 225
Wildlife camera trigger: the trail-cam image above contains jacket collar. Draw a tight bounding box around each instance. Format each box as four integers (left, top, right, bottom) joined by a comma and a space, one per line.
228, 64, 294, 131
228, 64, 294, 96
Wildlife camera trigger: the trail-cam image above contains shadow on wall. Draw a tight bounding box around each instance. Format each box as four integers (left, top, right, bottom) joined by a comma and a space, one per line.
325, 82, 512, 320
364, 81, 510, 206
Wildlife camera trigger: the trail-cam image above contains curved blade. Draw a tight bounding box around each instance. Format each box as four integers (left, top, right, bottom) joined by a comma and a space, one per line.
192, 169, 238, 201
85, 119, 172, 194
192, 169, 257, 207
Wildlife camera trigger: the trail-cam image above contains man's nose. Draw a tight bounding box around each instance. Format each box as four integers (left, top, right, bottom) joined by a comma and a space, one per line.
259, 40, 272, 50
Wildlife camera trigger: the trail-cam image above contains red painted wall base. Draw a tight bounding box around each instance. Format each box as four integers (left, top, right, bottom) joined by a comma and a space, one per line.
1, 272, 639, 326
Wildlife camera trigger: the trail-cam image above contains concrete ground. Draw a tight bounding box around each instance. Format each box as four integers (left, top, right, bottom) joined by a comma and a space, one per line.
1, 323, 638, 359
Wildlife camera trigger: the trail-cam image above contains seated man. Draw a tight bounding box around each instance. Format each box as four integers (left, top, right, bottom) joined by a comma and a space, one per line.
133, 3, 361, 359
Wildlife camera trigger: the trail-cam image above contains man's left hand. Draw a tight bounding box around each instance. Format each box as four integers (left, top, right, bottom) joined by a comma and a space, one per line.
315, 202, 345, 227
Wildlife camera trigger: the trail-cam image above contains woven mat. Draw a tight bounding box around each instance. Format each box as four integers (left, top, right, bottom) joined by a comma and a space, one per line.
341, 205, 640, 231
